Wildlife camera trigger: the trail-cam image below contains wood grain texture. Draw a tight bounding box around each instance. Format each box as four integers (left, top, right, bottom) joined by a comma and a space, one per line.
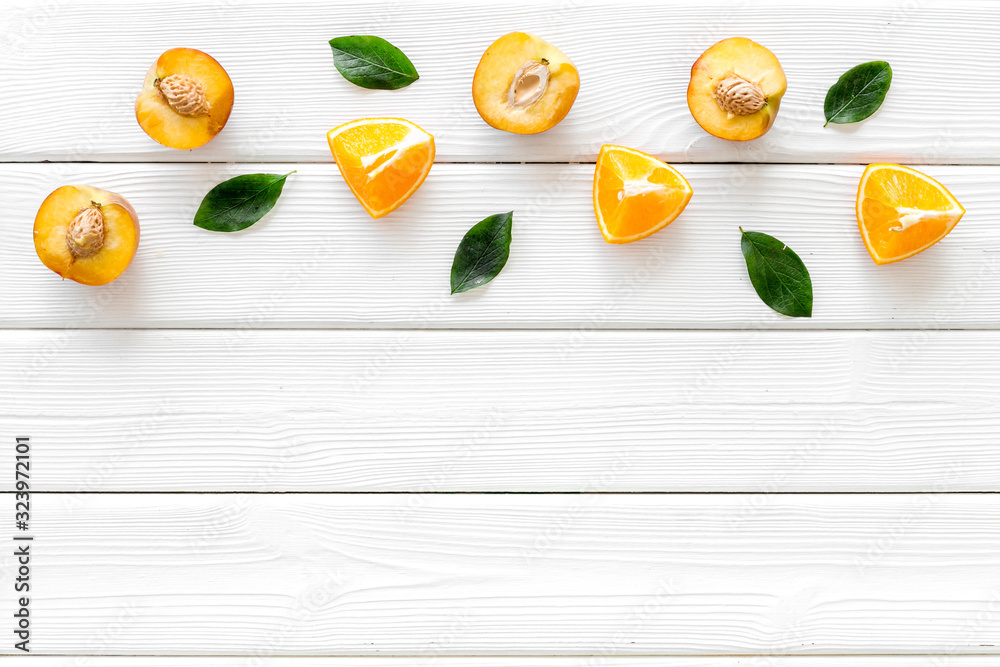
5, 2, 1000, 661
18, 660, 1000, 667
2, 494, 999, 655
4, 163, 1000, 329
3, 329, 999, 492
1, 0, 999, 164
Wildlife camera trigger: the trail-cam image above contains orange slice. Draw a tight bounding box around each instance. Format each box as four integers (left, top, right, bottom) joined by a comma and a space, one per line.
593, 145, 693, 244
857, 163, 965, 264
327, 118, 435, 219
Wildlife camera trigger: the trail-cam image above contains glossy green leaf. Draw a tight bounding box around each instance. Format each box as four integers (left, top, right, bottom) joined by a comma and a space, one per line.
823, 61, 892, 126
740, 228, 813, 318
193, 172, 294, 233
450, 212, 513, 294
328, 35, 419, 90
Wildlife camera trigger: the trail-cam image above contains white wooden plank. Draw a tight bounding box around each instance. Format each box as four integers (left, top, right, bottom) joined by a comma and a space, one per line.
15, 659, 1000, 666
2, 494, 999, 655
3, 329, 999, 492
1, 0, 999, 164
4, 163, 999, 329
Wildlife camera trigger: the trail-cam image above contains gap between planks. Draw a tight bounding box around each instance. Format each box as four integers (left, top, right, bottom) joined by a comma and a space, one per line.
5, 491, 1000, 495
14, 657, 1000, 663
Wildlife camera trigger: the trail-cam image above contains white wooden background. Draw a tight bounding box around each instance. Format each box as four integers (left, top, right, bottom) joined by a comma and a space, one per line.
2, 0, 1000, 663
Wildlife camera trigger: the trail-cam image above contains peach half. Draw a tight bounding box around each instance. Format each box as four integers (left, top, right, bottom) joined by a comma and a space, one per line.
34, 185, 139, 286
687, 37, 786, 141
472, 32, 580, 134
135, 48, 234, 149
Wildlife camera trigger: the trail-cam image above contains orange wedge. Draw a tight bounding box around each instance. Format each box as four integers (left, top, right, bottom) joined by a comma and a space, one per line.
857, 163, 965, 264
327, 118, 434, 219
593, 145, 693, 244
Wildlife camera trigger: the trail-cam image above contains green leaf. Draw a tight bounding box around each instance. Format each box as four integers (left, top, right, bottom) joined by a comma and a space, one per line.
193, 172, 294, 233
823, 61, 892, 126
450, 212, 513, 294
328, 35, 419, 90
740, 229, 813, 318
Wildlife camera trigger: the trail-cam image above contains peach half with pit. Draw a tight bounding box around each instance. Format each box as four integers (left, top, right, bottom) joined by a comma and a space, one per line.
687, 37, 786, 141
472, 32, 580, 135
135, 48, 234, 149
34, 185, 139, 286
